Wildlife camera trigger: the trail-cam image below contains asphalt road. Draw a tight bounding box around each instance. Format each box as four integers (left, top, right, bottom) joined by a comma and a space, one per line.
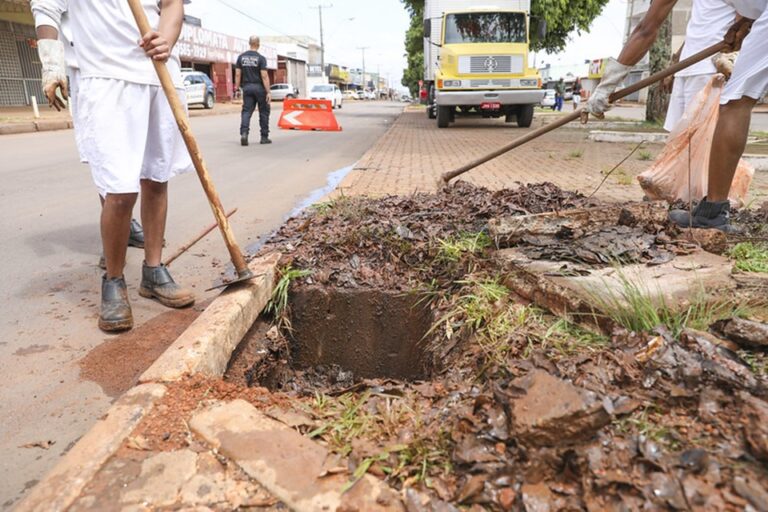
0, 100, 403, 508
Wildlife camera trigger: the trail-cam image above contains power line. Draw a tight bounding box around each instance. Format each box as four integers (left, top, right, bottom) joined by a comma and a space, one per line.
213, 0, 307, 45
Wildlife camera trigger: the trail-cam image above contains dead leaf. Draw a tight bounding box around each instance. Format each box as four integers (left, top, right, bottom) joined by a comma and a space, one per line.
19, 440, 55, 450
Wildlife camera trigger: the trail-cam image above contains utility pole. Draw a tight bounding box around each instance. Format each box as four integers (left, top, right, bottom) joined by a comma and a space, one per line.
310, 4, 333, 75
357, 46, 369, 91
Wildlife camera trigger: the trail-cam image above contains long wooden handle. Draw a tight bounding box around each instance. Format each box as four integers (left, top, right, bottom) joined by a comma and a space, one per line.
126, 0, 250, 277
441, 40, 729, 184
164, 208, 238, 266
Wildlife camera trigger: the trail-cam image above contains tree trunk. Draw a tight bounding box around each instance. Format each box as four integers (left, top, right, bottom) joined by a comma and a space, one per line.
646, 15, 672, 124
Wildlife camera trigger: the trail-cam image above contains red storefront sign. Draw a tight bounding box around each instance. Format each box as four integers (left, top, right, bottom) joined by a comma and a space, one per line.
177, 24, 278, 69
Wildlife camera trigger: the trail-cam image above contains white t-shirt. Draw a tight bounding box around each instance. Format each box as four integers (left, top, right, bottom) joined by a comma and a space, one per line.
731, 0, 767, 18
31, 0, 78, 69
67, 0, 183, 88
677, 0, 738, 77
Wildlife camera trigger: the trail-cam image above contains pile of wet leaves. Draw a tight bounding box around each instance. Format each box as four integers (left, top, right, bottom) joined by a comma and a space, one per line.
235, 182, 768, 511
256, 181, 602, 290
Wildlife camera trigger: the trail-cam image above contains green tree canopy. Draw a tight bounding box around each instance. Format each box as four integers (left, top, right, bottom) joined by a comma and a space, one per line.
400, 0, 611, 93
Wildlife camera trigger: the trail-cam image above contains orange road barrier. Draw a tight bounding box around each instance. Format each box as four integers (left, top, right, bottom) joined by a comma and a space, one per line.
278, 99, 342, 132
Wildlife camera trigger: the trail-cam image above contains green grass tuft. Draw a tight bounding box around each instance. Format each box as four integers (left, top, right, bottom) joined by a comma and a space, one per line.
265, 266, 312, 328
637, 150, 653, 161
434, 231, 492, 264
728, 242, 768, 273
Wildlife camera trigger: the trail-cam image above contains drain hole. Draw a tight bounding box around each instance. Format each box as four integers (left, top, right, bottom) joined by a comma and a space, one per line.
225, 286, 435, 390
289, 286, 433, 381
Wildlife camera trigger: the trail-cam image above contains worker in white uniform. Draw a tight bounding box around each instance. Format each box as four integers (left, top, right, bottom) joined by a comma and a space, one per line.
35, 0, 196, 332
31, 0, 146, 264
664, 0, 740, 131
585, 0, 765, 232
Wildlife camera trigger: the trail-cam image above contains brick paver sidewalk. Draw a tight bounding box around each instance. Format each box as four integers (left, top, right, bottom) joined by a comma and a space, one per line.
339, 108, 768, 204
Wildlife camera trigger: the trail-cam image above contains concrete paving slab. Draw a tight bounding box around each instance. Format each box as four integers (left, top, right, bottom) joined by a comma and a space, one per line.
15, 383, 167, 512
190, 399, 405, 512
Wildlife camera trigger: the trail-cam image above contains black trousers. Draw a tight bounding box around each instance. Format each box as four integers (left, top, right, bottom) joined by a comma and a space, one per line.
240, 84, 270, 138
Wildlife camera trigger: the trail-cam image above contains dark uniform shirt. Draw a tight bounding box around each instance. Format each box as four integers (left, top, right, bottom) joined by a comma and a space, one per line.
236, 51, 267, 87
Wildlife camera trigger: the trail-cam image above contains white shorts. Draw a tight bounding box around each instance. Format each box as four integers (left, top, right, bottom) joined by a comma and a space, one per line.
664, 74, 713, 131
722, 7, 768, 103
572, 94, 581, 105
67, 67, 88, 164
77, 78, 193, 196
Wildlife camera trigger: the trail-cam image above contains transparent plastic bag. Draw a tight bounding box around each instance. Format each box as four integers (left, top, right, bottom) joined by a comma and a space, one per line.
637, 74, 754, 206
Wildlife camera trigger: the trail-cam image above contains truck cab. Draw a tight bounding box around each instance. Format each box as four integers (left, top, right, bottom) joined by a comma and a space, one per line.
424, 0, 545, 128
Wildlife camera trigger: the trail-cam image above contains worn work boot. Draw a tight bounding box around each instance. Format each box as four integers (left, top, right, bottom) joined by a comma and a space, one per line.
240, 133, 249, 146
668, 198, 739, 233
99, 275, 133, 332
128, 218, 145, 248
139, 262, 195, 308
260, 136, 272, 145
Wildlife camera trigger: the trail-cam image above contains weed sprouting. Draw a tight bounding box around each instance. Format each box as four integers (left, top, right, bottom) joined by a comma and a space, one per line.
728, 242, 768, 273
637, 150, 653, 161
541, 318, 609, 356
568, 149, 584, 159
265, 266, 313, 329
434, 231, 492, 264
614, 406, 679, 449
583, 267, 753, 337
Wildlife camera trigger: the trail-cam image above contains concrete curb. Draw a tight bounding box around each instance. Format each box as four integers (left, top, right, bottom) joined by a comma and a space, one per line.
588, 130, 668, 144
744, 154, 768, 172
15, 253, 280, 511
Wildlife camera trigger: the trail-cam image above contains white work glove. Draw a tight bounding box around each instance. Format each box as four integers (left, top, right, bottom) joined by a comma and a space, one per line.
584, 58, 631, 120
38, 39, 68, 111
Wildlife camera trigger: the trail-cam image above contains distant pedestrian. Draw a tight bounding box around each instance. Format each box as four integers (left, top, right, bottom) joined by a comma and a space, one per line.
572, 78, 582, 111
554, 78, 565, 112
235, 36, 271, 146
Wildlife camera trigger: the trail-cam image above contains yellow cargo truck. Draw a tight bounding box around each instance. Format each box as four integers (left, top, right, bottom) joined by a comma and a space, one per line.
423, 0, 546, 128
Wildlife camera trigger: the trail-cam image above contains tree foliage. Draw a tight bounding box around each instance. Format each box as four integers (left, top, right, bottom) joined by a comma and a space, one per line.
400, 0, 612, 92
646, 15, 672, 123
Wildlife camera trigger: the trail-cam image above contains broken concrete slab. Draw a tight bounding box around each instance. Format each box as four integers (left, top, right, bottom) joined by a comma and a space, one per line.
15, 383, 167, 512
140, 253, 280, 383
489, 204, 668, 247
121, 450, 198, 506
713, 318, 768, 349
190, 399, 404, 512
496, 247, 737, 333
507, 370, 610, 446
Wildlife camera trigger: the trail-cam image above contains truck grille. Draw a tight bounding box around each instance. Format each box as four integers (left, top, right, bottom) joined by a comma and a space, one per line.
459, 55, 524, 75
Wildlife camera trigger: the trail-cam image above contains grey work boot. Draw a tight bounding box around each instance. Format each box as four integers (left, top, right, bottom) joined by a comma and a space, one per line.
669, 198, 739, 233
128, 218, 145, 248
99, 275, 133, 332
139, 263, 195, 308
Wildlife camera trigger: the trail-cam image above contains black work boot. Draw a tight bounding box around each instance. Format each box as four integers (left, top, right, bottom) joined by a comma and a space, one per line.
99, 275, 133, 332
260, 136, 272, 145
128, 219, 144, 248
669, 198, 738, 233
139, 262, 195, 308
241, 133, 249, 146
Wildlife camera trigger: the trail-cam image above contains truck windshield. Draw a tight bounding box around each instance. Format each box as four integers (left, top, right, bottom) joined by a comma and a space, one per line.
444, 12, 527, 44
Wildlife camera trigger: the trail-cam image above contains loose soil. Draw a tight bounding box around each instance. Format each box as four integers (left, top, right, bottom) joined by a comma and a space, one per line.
79, 306, 203, 397
134, 182, 768, 510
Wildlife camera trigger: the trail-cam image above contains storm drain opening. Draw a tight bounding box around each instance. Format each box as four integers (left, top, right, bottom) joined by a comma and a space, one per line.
225, 285, 438, 391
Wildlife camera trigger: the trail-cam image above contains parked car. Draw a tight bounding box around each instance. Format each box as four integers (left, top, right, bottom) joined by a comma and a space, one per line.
309, 84, 343, 109
540, 89, 556, 108
270, 83, 298, 101
355, 90, 365, 100
343, 90, 358, 100
181, 70, 215, 109
364, 90, 376, 100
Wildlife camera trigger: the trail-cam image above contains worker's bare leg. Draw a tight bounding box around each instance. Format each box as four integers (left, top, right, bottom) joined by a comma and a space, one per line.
707, 96, 757, 202
99, 192, 136, 332
138, 179, 194, 308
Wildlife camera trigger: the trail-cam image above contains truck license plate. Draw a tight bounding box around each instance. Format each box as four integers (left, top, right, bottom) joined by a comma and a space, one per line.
481, 102, 501, 110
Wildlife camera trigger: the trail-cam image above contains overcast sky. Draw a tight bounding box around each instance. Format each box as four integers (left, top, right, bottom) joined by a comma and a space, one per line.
186, 0, 629, 89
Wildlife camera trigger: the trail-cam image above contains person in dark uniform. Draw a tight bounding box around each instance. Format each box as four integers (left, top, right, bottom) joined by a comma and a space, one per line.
235, 36, 272, 146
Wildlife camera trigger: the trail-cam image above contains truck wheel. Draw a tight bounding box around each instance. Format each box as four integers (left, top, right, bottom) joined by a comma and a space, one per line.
517, 105, 534, 128
437, 106, 451, 128
449, 108, 455, 123
427, 85, 436, 119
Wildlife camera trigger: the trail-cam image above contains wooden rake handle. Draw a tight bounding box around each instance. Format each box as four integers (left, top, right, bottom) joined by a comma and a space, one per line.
126, 0, 251, 278
441, 40, 729, 184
